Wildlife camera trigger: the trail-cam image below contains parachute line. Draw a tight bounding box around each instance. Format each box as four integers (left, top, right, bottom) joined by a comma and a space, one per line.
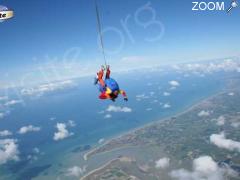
95, 0, 107, 67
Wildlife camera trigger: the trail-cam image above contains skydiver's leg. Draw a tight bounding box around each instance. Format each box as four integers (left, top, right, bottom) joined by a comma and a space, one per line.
119, 90, 127, 97
105, 65, 111, 79
97, 68, 105, 87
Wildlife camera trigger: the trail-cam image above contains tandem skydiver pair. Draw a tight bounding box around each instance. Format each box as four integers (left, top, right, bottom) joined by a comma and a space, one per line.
94, 65, 128, 102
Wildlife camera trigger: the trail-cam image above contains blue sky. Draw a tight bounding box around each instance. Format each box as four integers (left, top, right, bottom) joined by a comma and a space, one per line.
0, 0, 240, 86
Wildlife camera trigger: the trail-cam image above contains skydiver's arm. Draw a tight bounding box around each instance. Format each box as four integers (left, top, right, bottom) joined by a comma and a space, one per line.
119, 90, 128, 101
97, 69, 105, 87
105, 66, 111, 79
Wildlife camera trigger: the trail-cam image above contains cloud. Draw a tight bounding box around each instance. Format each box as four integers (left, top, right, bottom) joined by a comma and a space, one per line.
228, 92, 235, 96
0, 130, 12, 137
0, 96, 8, 101
146, 108, 152, 111
171, 59, 240, 74
152, 99, 159, 103
163, 103, 171, 109
33, 147, 40, 154
27, 147, 42, 161
27, 154, 38, 161
163, 92, 171, 96
150, 91, 155, 96
120, 56, 146, 65
169, 80, 180, 87
198, 110, 210, 117
0, 139, 19, 165
21, 80, 75, 96
215, 116, 225, 126
106, 105, 132, 113
155, 157, 170, 169
136, 94, 149, 101
67, 120, 76, 127
170, 156, 237, 180
98, 111, 105, 114
98, 138, 105, 144
231, 122, 240, 128
104, 114, 112, 119
49, 117, 56, 121
0, 112, 5, 119
0, 111, 10, 119
4, 100, 22, 106
210, 132, 240, 152
18, 125, 41, 134
53, 123, 73, 141
66, 166, 87, 177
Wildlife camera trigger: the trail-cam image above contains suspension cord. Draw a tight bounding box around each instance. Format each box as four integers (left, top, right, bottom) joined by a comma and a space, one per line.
95, 0, 107, 68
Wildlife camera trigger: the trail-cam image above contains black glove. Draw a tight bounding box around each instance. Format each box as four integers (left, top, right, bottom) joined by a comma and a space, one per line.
124, 97, 128, 101
94, 77, 98, 85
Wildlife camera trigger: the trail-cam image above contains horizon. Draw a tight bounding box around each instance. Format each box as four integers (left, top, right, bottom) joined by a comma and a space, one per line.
0, 56, 239, 90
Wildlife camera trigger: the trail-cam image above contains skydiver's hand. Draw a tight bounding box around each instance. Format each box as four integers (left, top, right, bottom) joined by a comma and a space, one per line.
124, 97, 128, 102
111, 98, 116, 102
94, 77, 98, 85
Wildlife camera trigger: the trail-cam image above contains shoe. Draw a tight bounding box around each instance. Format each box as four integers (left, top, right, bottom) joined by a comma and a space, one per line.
94, 76, 98, 85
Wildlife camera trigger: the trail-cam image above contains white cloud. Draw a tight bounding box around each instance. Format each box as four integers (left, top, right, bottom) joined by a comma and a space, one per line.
155, 157, 170, 169
172, 59, 240, 74
231, 122, 240, 128
216, 116, 225, 126
198, 110, 210, 117
163, 92, 171, 96
104, 114, 112, 119
169, 80, 180, 87
0, 112, 5, 119
66, 166, 87, 177
210, 132, 240, 152
152, 99, 159, 103
21, 80, 75, 96
27, 154, 38, 161
170, 156, 237, 180
98, 138, 105, 144
27, 147, 42, 161
228, 92, 235, 96
106, 105, 132, 113
136, 94, 149, 101
0, 130, 12, 137
18, 125, 41, 134
150, 91, 155, 96
98, 110, 105, 114
0, 139, 19, 165
4, 100, 22, 106
0, 96, 8, 101
33, 147, 40, 154
146, 108, 152, 111
163, 103, 171, 109
53, 123, 73, 141
170, 86, 177, 90
0, 111, 10, 119
49, 117, 56, 121
67, 120, 76, 127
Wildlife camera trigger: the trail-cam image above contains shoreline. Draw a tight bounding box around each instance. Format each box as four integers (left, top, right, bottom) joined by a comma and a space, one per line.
83, 90, 227, 160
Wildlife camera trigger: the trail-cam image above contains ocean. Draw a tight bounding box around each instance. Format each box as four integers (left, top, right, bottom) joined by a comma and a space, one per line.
0, 69, 226, 179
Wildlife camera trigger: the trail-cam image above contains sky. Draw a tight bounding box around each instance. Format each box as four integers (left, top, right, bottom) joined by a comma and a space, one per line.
0, 0, 240, 86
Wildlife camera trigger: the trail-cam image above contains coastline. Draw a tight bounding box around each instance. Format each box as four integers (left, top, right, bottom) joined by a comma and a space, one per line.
83, 90, 226, 160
